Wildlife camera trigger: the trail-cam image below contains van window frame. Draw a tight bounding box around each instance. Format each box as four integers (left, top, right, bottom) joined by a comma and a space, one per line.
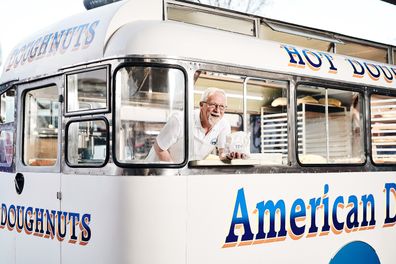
17, 78, 62, 173
189, 68, 290, 167
0, 86, 16, 172
368, 87, 396, 166
112, 62, 189, 169
65, 116, 110, 168
295, 81, 367, 167
64, 65, 110, 117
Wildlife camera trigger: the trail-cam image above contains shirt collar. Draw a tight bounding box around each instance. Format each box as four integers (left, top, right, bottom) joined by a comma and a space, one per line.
194, 109, 203, 129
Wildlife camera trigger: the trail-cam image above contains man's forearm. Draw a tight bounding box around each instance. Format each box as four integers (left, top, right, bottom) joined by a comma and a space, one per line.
154, 141, 173, 162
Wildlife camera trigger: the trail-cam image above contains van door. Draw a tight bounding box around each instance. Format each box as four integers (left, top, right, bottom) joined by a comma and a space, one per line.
14, 78, 62, 264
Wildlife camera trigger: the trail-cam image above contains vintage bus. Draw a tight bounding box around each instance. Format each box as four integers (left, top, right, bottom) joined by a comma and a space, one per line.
1, 0, 396, 263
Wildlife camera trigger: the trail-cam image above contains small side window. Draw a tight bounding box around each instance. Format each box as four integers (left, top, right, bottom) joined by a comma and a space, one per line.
370, 94, 396, 164
66, 119, 108, 166
0, 130, 13, 168
0, 88, 15, 123
66, 67, 108, 115
0, 88, 16, 171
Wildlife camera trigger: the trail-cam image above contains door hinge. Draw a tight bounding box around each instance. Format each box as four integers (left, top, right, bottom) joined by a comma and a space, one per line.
57, 191, 62, 200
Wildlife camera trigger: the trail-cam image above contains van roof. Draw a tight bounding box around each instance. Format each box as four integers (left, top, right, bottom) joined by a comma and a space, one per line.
1, 0, 395, 90
106, 20, 396, 89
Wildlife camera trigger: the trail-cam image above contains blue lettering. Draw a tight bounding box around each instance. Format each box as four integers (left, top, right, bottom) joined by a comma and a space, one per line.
321, 184, 331, 234
361, 194, 376, 227
49, 30, 65, 53
56, 211, 68, 241
68, 212, 80, 242
7, 205, 16, 230
16, 206, 25, 232
0, 203, 92, 246
318, 52, 338, 72
346, 59, 365, 77
38, 33, 53, 56
256, 199, 287, 240
29, 37, 42, 60
0, 203, 7, 228
45, 209, 57, 239
224, 188, 254, 244
308, 196, 321, 235
345, 195, 359, 231
332, 196, 344, 233
24, 207, 34, 234
34, 208, 45, 234
364, 62, 381, 81
61, 27, 77, 51
290, 199, 306, 239
73, 24, 89, 49
282, 45, 305, 66
384, 183, 396, 226
23, 41, 35, 63
85, 20, 100, 46
80, 214, 92, 245
379, 65, 394, 83
302, 49, 322, 69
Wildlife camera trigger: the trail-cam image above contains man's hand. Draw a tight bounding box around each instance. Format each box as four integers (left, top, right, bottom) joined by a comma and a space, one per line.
225, 151, 247, 160
219, 148, 247, 162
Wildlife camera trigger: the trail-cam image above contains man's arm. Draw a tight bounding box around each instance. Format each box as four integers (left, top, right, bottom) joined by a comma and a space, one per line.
152, 112, 183, 162
153, 141, 173, 162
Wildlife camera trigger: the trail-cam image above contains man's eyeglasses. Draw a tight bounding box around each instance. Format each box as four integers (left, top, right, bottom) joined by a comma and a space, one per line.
202, 101, 227, 111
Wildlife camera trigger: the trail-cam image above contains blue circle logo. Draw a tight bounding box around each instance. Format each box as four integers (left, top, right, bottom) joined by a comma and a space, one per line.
330, 241, 380, 264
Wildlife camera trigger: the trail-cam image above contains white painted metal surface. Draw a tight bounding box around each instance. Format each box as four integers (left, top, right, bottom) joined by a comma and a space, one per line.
1, 1, 396, 264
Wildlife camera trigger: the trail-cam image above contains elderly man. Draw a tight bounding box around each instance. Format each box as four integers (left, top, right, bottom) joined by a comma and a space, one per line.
146, 87, 239, 163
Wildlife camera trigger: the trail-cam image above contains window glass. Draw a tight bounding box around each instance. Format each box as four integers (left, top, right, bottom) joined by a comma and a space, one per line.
393, 49, 396, 65
370, 94, 396, 164
0, 130, 13, 167
336, 41, 388, 63
259, 22, 333, 52
66, 68, 107, 113
248, 78, 288, 163
0, 88, 15, 123
167, 4, 255, 36
24, 86, 59, 166
67, 120, 107, 166
194, 71, 288, 165
115, 66, 185, 164
297, 85, 364, 164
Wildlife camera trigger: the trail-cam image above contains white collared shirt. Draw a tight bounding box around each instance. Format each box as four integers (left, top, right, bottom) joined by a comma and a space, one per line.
146, 109, 231, 162
192, 108, 230, 160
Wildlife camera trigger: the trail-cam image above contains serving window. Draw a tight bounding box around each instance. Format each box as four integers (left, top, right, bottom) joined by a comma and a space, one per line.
66, 67, 109, 115
193, 71, 289, 166
296, 84, 365, 164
